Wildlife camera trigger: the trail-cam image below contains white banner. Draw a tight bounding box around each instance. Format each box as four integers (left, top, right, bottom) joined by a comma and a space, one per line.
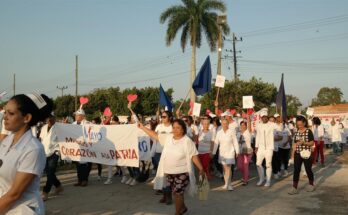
192, 102, 201, 117
243, 96, 254, 109
138, 130, 152, 161
55, 123, 147, 167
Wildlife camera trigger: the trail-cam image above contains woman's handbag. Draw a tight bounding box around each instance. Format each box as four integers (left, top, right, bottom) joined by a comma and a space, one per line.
197, 174, 210, 201
300, 149, 311, 159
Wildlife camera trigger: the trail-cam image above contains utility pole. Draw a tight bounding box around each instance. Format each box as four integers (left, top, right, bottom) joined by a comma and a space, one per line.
232, 33, 242, 81
57, 85, 68, 97
217, 15, 227, 75
75, 55, 78, 111
13, 73, 16, 96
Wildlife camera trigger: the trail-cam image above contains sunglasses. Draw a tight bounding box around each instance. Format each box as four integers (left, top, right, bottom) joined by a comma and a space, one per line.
161, 115, 168, 119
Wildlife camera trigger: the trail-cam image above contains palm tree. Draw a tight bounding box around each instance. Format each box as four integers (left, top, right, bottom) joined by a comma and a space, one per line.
160, 0, 230, 102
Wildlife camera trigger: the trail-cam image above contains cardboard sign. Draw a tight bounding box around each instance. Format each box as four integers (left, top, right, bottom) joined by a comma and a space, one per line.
243, 96, 254, 109
215, 75, 226, 88
306, 107, 314, 116
192, 102, 202, 117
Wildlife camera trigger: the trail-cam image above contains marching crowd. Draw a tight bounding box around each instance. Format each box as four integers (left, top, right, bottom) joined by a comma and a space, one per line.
0, 95, 347, 215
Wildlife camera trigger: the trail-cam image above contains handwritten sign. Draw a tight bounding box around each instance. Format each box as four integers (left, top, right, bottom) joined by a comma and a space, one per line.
243, 96, 254, 109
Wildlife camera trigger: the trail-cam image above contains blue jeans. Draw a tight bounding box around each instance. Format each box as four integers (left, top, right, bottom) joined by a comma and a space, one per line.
43, 154, 61, 193
332, 142, 341, 154
152, 153, 161, 171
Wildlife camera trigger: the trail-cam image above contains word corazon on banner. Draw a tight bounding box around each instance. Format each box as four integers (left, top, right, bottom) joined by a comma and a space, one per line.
55, 123, 150, 167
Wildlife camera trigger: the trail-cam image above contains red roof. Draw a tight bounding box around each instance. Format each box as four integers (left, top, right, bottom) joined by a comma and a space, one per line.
312, 104, 348, 114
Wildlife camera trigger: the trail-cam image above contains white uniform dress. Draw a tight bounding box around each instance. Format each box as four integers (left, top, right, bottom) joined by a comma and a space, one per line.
214, 129, 239, 165
0, 130, 46, 215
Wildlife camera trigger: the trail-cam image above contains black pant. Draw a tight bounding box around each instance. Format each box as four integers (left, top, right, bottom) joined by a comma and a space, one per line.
279, 148, 290, 170
293, 152, 314, 183
43, 154, 61, 193
76, 162, 92, 182
272, 151, 281, 174
213, 147, 223, 174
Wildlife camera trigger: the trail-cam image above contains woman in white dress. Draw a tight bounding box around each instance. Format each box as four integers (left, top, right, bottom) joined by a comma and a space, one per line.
213, 118, 239, 191
0, 93, 53, 214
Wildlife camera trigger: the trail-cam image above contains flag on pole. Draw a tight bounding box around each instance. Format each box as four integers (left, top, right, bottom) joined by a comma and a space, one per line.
192, 56, 212, 96
276, 73, 287, 120
159, 84, 173, 112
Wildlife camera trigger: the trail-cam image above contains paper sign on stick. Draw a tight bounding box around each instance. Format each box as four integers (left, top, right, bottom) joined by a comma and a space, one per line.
192, 102, 202, 117
306, 107, 314, 116
243, 96, 254, 109
215, 75, 226, 88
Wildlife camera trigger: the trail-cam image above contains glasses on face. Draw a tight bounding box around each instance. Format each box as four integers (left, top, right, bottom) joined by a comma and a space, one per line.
161, 115, 167, 119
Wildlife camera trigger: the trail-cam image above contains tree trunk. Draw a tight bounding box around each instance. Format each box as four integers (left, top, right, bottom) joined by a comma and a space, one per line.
190, 43, 196, 103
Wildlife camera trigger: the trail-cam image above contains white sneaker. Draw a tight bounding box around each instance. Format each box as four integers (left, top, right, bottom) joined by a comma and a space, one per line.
121, 176, 128, 184
129, 179, 137, 186
306, 185, 315, 192
257, 179, 264, 186
283, 170, 289, 177
104, 178, 112, 185
227, 185, 234, 191
97, 175, 102, 181
264, 181, 271, 187
274, 174, 279, 180
125, 177, 133, 185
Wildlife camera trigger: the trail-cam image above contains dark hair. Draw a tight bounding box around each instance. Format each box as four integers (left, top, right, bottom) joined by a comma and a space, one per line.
212, 117, 221, 127
112, 115, 119, 123
240, 121, 247, 126
172, 119, 187, 135
10, 94, 53, 127
162, 111, 173, 123
296, 115, 308, 128
93, 117, 101, 124
312, 117, 321, 126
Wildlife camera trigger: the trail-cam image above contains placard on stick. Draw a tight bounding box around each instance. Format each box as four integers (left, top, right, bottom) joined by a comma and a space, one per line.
306, 107, 314, 116
192, 102, 202, 117
243, 96, 254, 109
215, 75, 226, 88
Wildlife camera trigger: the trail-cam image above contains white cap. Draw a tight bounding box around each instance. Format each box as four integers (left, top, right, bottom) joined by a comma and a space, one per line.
74, 109, 85, 116
260, 110, 268, 118
274, 113, 280, 118
236, 113, 241, 117
221, 111, 232, 117
209, 113, 217, 118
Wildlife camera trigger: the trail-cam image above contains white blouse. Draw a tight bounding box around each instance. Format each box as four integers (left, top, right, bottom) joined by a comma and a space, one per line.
39, 124, 59, 157
0, 130, 46, 215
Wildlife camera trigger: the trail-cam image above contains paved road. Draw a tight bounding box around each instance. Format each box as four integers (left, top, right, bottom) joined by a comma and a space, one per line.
44, 148, 348, 215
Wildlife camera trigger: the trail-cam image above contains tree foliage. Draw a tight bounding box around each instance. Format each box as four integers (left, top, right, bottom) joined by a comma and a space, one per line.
53, 87, 173, 120
311, 87, 344, 106
199, 77, 278, 113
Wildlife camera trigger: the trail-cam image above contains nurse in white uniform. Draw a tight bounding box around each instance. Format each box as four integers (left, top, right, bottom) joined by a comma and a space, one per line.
213, 118, 239, 191
0, 93, 52, 215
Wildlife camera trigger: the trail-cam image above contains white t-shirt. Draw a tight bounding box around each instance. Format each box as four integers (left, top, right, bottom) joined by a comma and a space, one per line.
214, 128, 239, 159
198, 130, 213, 154
312, 125, 324, 141
275, 124, 292, 150
155, 123, 172, 153
0, 130, 46, 215
39, 124, 59, 157
330, 124, 342, 142
255, 122, 278, 151
163, 136, 189, 174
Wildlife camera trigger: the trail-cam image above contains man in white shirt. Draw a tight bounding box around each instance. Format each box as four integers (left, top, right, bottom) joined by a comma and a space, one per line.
255, 110, 277, 187
330, 119, 343, 154
72, 109, 92, 187
40, 113, 63, 200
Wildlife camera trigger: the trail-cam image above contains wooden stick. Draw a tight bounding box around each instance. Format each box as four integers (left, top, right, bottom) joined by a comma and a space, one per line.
215, 87, 220, 103
177, 88, 191, 111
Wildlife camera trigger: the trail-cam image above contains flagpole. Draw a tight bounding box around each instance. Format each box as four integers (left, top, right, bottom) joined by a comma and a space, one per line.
177, 88, 191, 111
